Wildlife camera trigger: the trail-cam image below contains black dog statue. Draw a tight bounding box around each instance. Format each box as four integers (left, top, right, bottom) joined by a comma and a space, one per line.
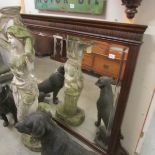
94, 76, 114, 149
0, 84, 17, 127
38, 65, 65, 104
95, 76, 114, 128
15, 111, 97, 155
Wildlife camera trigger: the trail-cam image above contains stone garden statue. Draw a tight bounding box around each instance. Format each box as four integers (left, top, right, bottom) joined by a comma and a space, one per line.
56, 36, 92, 126
7, 25, 39, 121
0, 6, 38, 121
0, 6, 40, 151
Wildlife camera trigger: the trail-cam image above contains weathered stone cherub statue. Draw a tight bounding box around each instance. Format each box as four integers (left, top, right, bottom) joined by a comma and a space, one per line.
0, 6, 39, 121
56, 36, 92, 126
6, 25, 39, 121
0, 6, 40, 151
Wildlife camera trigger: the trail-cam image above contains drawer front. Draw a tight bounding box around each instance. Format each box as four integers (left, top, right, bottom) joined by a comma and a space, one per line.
93, 56, 123, 79
82, 53, 93, 68
92, 41, 109, 55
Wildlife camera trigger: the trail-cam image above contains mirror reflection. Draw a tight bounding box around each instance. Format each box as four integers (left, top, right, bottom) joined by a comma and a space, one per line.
34, 34, 129, 150
0, 6, 128, 149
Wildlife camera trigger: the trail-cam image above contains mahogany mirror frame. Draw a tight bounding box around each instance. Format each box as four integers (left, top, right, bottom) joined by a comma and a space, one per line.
21, 14, 147, 155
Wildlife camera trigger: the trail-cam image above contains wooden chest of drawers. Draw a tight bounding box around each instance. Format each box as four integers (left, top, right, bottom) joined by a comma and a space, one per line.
81, 53, 94, 70
92, 55, 126, 80
82, 41, 128, 80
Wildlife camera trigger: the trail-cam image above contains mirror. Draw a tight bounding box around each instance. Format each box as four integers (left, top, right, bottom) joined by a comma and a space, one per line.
0, 11, 146, 155
34, 33, 129, 151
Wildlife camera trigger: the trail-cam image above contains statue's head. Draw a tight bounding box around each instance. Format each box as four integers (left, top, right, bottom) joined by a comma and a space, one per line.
0, 6, 21, 15
57, 65, 65, 75
6, 25, 34, 46
15, 111, 54, 138
95, 76, 112, 88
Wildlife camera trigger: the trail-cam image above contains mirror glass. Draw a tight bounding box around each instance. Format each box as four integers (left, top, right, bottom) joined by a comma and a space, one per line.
34, 33, 129, 151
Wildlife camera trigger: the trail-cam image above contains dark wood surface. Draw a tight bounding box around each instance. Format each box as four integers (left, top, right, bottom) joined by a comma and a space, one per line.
21, 14, 146, 44
33, 32, 53, 56
21, 14, 147, 155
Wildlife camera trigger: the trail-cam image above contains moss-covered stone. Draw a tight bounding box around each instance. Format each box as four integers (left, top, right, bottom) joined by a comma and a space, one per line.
56, 104, 85, 126
21, 134, 41, 152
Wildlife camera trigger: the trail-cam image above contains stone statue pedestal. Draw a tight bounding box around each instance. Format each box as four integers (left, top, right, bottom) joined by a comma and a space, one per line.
38, 102, 53, 115
56, 90, 85, 126
22, 102, 54, 152
56, 105, 85, 126
56, 89, 85, 126
22, 135, 41, 152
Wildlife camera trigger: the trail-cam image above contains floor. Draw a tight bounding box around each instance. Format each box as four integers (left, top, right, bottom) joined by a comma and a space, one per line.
0, 56, 119, 155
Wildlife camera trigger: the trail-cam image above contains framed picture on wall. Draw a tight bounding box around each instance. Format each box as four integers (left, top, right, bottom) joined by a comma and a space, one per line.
35, 0, 106, 15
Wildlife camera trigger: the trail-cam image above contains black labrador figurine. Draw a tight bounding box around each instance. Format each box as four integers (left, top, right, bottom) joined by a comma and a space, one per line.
94, 76, 114, 149
38, 65, 65, 104
95, 76, 114, 128
0, 84, 17, 127
15, 111, 97, 155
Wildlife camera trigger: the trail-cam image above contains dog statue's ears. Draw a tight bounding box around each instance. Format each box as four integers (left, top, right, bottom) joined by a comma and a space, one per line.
32, 119, 46, 137
57, 65, 65, 75
31, 111, 53, 137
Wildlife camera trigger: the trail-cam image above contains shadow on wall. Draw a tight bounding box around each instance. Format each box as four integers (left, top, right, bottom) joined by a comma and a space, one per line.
121, 33, 155, 155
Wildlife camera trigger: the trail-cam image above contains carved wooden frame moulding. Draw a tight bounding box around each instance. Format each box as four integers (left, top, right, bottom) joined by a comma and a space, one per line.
21, 14, 147, 155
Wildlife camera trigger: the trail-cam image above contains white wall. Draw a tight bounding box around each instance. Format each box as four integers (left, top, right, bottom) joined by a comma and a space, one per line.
121, 0, 155, 154
1, 1, 155, 155
0, 0, 20, 8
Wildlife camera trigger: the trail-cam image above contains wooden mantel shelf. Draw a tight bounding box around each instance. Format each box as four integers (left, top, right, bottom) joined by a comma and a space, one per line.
21, 14, 147, 45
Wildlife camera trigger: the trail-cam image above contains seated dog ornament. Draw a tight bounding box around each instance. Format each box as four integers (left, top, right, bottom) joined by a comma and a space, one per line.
94, 76, 114, 150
